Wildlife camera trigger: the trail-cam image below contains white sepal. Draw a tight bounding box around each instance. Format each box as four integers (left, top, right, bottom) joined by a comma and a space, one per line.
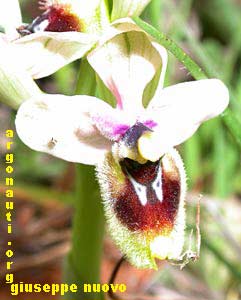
14, 32, 96, 79
15, 94, 114, 165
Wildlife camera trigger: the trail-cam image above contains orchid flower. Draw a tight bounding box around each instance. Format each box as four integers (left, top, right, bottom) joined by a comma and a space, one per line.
0, 0, 151, 79
15, 27, 229, 269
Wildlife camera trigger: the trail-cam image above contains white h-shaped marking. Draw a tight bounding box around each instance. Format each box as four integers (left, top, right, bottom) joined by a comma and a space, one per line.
127, 165, 163, 206
152, 165, 163, 202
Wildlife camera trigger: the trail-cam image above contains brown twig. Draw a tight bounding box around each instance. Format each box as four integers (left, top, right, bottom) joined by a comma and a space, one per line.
108, 256, 126, 300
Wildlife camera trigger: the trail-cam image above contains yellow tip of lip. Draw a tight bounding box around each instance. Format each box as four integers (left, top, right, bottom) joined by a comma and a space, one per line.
138, 131, 161, 162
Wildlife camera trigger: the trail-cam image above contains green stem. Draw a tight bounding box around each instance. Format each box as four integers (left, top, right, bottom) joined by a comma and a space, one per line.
133, 17, 207, 80
212, 120, 229, 198
64, 59, 105, 300
147, 0, 163, 29
183, 134, 201, 188
222, 109, 241, 147
132, 17, 241, 148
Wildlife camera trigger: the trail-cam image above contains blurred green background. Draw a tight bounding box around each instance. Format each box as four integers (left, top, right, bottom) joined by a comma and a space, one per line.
0, 0, 241, 299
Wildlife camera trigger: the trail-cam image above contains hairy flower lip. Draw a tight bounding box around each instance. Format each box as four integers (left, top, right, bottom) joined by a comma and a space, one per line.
97, 148, 186, 269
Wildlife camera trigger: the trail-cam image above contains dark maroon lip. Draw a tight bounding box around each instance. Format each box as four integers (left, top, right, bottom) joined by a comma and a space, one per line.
44, 6, 82, 32
121, 158, 159, 185
18, 5, 82, 36
114, 157, 181, 234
